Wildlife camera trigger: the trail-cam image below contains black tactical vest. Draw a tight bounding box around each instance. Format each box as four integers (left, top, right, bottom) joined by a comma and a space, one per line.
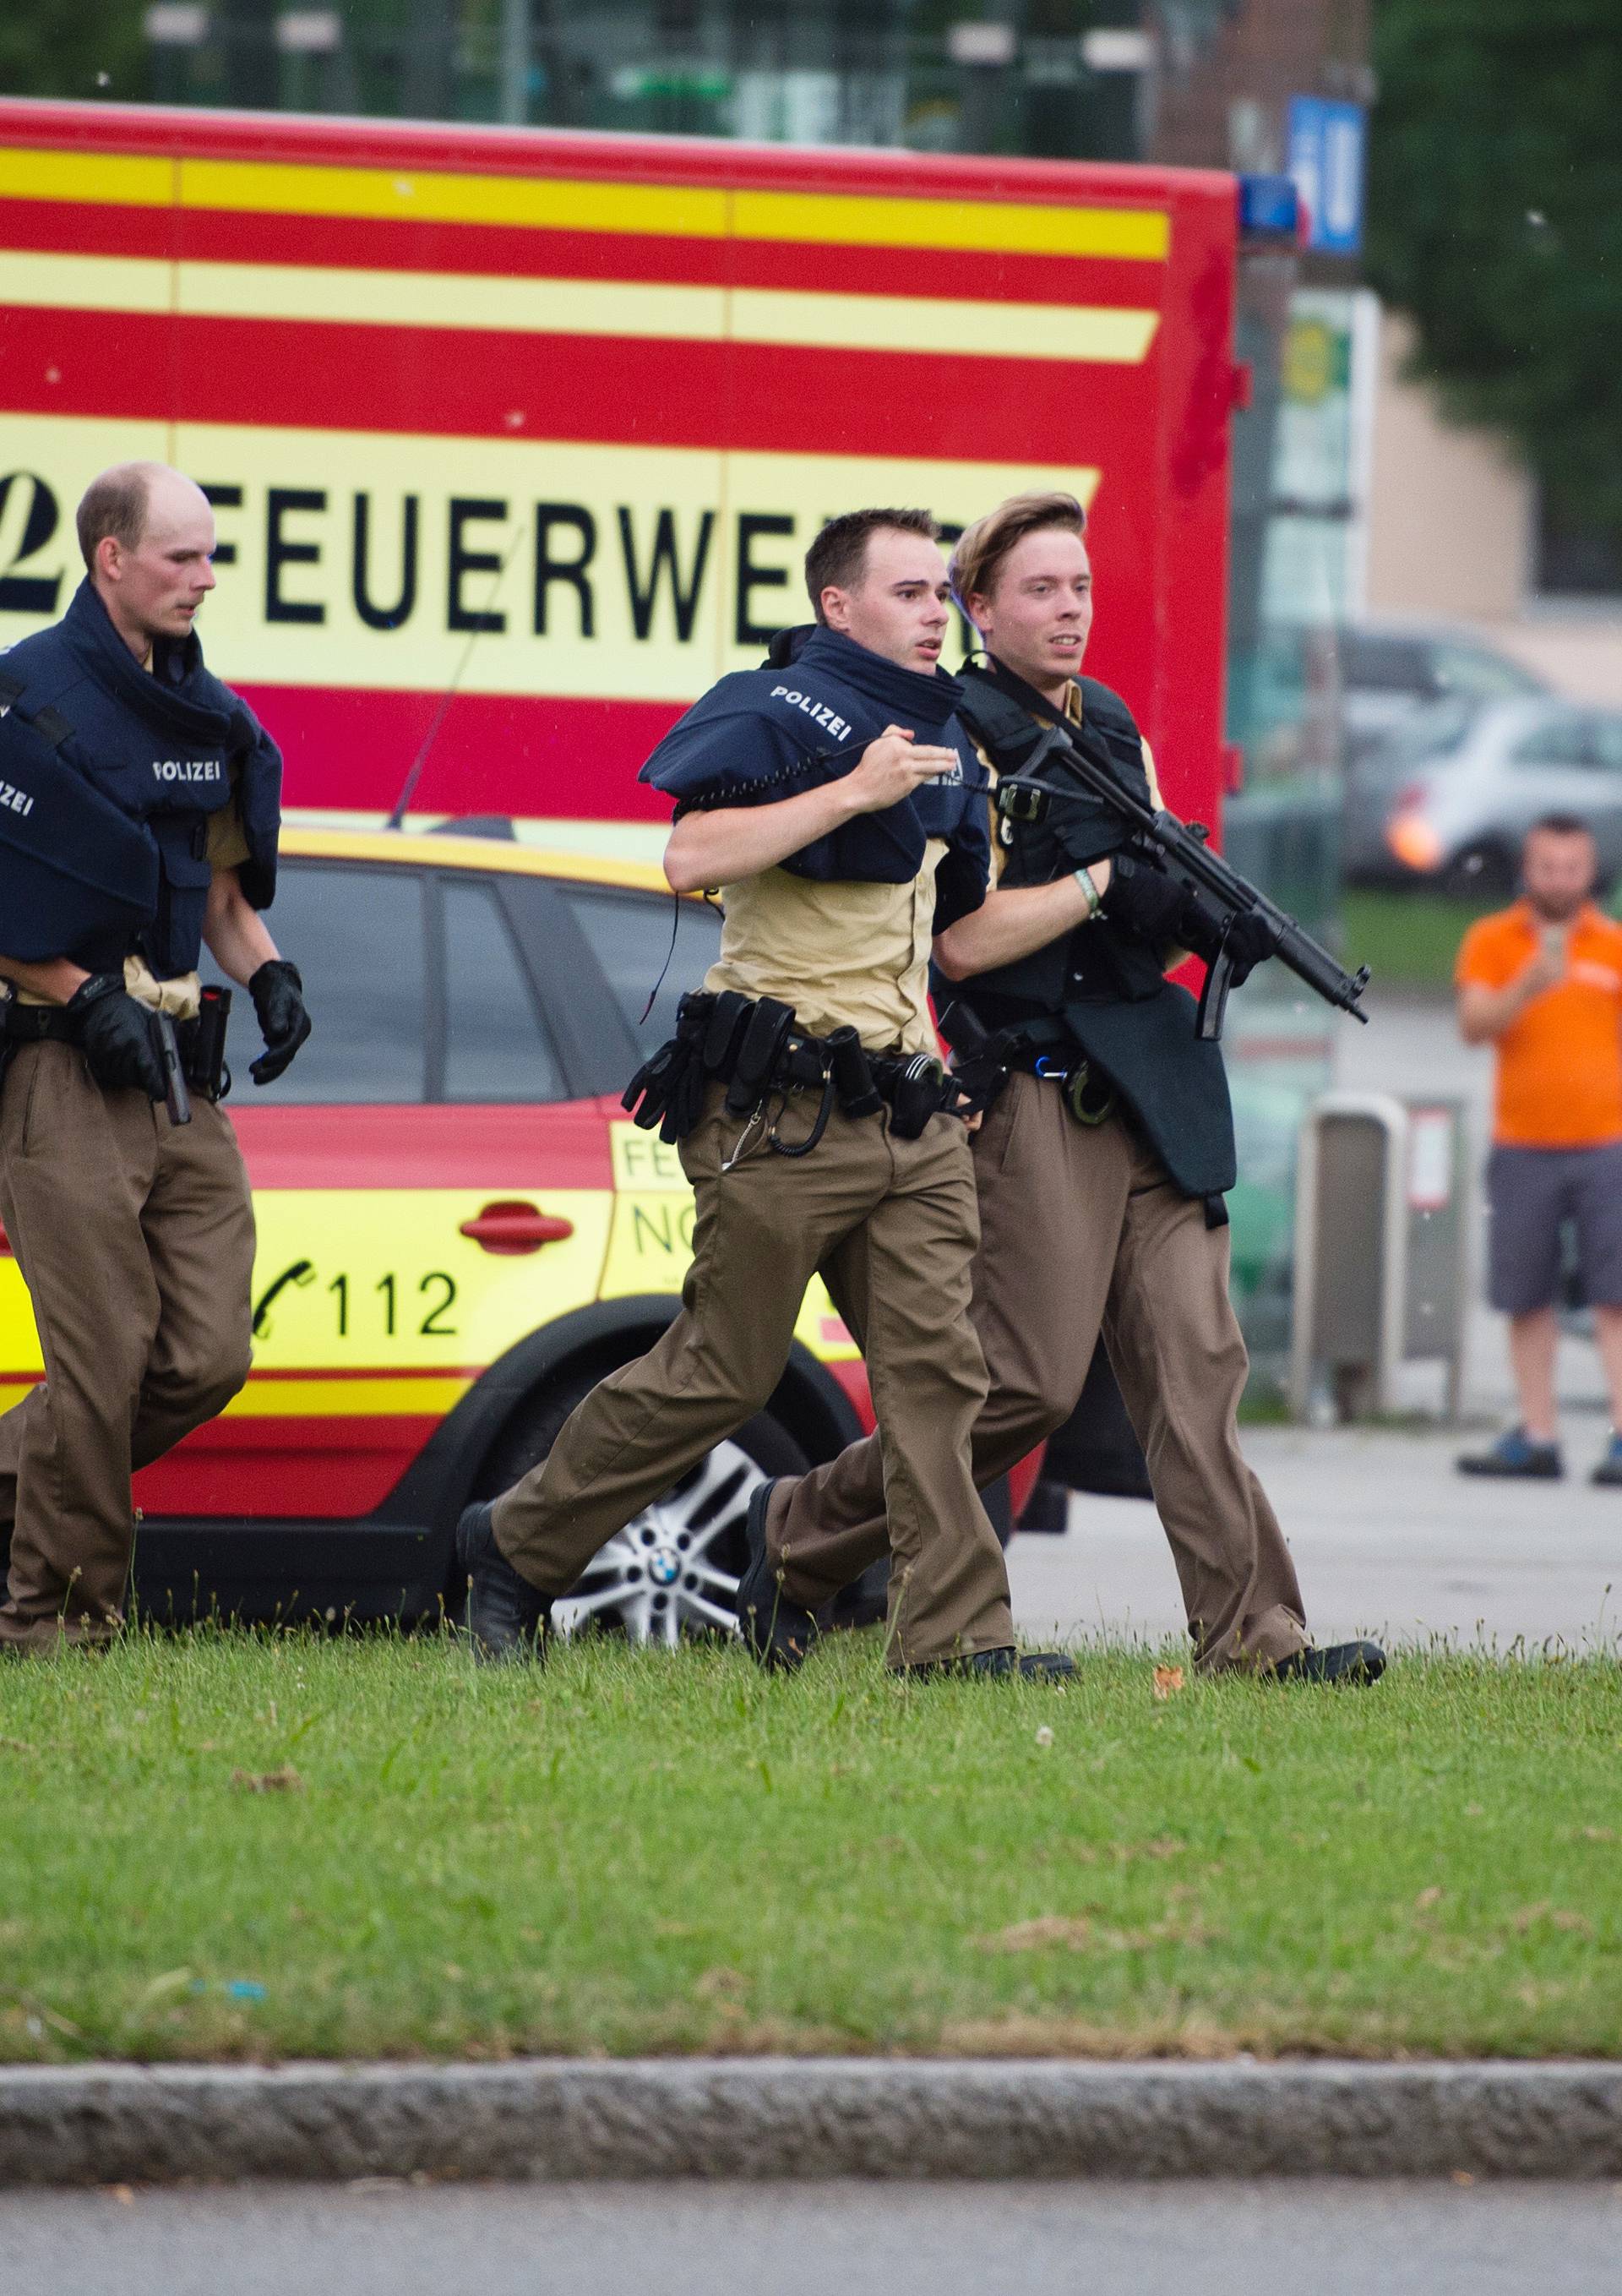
944, 662, 1237, 1203
1, 581, 280, 977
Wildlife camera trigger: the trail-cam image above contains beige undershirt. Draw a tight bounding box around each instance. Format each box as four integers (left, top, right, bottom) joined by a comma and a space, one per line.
704, 839, 948, 1056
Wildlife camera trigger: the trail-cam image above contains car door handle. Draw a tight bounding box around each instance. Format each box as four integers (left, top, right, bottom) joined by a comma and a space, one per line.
458, 1200, 574, 1255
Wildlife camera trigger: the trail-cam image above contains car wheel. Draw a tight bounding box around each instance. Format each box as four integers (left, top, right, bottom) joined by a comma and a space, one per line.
1440, 841, 1516, 899
471, 1368, 808, 1646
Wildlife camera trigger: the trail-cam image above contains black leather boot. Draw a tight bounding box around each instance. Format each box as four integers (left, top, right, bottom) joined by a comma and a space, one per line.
735, 1480, 819, 1672
455, 1502, 551, 1663
1271, 1639, 1385, 1686
909, 1646, 1075, 1682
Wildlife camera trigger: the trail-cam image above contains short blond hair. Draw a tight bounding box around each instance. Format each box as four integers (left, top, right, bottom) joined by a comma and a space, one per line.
950, 490, 1088, 609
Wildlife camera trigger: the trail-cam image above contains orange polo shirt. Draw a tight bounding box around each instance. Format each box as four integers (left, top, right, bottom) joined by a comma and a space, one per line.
1456, 902, 1622, 1148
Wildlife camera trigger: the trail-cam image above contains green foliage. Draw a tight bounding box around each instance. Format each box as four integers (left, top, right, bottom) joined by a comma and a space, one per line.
0, 0, 149, 102
1341, 888, 1499, 991
2, 1627, 1620, 2063
1367, 0, 1622, 544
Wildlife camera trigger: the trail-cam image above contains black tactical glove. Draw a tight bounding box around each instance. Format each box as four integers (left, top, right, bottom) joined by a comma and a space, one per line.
68, 973, 166, 1100
1211, 904, 1285, 987
1102, 854, 1282, 988
248, 958, 312, 1086
1100, 850, 1195, 946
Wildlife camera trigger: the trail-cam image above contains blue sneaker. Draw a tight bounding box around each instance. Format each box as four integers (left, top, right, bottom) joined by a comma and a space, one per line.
1592, 1434, 1622, 1487
1457, 1427, 1564, 1481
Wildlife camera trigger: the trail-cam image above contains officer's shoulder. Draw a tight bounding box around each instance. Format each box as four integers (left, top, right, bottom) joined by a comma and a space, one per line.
0, 623, 85, 713
1075, 674, 1140, 736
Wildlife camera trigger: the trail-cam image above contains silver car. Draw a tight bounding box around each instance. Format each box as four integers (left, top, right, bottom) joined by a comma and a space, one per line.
1342, 696, 1622, 896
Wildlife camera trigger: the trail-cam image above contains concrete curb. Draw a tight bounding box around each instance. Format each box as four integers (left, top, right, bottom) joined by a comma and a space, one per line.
2, 2059, 1620, 2185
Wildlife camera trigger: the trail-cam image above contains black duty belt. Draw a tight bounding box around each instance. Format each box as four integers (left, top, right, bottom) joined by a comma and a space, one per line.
1008, 1040, 1119, 1128
622, 990, 998, 1153
937, 1004, 1116, 1130
0, 984, 233, 1101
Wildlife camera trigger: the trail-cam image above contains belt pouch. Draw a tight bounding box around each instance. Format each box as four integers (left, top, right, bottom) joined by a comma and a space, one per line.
725, 997, 795, 1115
827, 1025, 883, 1119
185, 984, 231, 1099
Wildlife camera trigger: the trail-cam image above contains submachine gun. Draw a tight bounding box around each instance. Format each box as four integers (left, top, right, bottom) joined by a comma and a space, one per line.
995, 714, 1370, 1041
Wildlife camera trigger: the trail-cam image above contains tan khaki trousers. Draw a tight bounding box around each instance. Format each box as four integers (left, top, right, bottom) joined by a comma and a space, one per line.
0, 1041, 256, 1651
492, 1082, 1014, 1667
770, 1070, 1308, 1673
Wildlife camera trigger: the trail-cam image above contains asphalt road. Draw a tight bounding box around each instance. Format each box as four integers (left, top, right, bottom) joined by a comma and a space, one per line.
6, 2177, 1621, 2295
1010, 1422, 1622, 1656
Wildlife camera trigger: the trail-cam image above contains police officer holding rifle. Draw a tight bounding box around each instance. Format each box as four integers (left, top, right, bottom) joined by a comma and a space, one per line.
458, 506, 1070, 1678
748, 491, 1384, 1683
0, 462, 310, 1653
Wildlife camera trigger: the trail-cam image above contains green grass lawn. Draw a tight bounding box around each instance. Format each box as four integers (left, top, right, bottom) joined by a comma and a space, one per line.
1342, 888, 1499, 994
3, 1629, 1620, 2066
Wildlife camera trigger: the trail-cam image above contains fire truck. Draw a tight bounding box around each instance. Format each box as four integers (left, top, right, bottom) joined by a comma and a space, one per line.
0, 96, 1272, 833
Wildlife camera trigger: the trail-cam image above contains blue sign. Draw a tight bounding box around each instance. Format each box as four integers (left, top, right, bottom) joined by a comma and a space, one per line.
1287, 96, 1366, 256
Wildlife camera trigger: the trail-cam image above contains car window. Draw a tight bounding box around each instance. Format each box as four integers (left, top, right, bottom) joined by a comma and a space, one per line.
558, 884, 724, 1048
1587, 718, 1622, 774
224, 864, 427, 1103
1430, 643, 1544, 701
1510, 715, 1593, 768
440, 877, 566, 1103
1371, 697, 1478, 772
1342, 633, 1432, 694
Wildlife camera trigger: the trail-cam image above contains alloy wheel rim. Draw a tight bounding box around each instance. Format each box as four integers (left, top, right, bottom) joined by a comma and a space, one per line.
551, 1438, 764, 1646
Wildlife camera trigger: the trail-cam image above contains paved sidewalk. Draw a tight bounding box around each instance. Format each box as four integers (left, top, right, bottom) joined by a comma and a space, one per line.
1010, 1423, 1622, 1655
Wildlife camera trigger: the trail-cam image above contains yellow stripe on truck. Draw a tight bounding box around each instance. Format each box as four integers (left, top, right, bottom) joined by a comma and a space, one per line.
221, 1376, 475, 1419
0, 147, 1169, 265
0, 251, 1158, 366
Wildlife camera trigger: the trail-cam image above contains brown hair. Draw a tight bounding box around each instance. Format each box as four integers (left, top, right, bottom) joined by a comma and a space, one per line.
803, 506, 939, 622
949, 489, 1088, 608
75, 462, 160, 570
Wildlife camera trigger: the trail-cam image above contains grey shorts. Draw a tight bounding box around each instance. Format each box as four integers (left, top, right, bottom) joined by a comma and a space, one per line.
1485, 1140, 1622, 1315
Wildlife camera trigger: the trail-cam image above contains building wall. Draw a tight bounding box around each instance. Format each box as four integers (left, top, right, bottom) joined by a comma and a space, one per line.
1364, 310, 1622, 705
1363, 311, 1529, 623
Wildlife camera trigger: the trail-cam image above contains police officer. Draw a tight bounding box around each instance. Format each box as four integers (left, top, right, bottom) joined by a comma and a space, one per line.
457, 506, 1069, 1678
748, 492, 1385, 1683
0, 461, 310, 1652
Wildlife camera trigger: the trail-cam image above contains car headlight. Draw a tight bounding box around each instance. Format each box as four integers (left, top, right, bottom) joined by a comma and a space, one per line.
1385, 810, 1444, 873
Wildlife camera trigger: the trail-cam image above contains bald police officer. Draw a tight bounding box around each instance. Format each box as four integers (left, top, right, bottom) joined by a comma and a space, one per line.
0, 462, 310, 1652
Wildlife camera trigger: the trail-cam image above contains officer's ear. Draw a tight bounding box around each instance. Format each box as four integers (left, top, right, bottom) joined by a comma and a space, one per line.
819, 583, 853, 633
95, 534, 125, 586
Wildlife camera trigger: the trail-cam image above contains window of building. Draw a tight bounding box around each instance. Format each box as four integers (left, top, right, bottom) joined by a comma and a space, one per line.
1536, 495, 1622, 599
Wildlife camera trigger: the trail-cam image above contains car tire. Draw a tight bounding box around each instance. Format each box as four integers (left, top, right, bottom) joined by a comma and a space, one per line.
1440, 841, 1516, 900
467, 1366, 809, 1645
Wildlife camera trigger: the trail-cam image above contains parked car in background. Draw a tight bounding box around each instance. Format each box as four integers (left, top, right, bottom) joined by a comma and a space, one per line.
1342, 698, 1622, 895
1335, 621, 1549, 765
1246, 619, 1548, 783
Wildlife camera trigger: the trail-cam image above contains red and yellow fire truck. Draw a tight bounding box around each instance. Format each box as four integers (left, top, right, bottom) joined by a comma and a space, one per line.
0, 99, 1269, 1628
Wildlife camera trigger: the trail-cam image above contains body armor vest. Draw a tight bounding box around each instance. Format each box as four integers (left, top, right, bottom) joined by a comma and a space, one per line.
945, 662, 1237, 1203
640, 624, 991, 930
0, 695, 160, 963
1, 581, 281, 976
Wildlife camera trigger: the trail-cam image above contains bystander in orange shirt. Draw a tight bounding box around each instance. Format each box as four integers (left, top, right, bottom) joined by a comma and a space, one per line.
1455, 901, 1622, 1148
